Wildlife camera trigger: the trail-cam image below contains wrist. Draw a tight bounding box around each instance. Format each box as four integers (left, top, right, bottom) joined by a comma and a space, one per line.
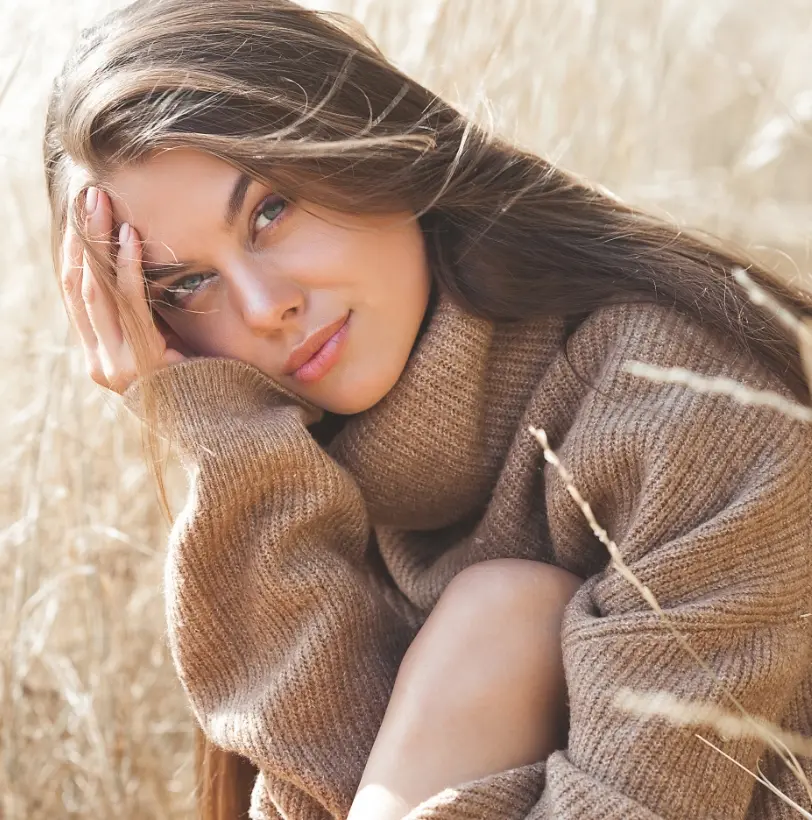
123, 357, 322, 424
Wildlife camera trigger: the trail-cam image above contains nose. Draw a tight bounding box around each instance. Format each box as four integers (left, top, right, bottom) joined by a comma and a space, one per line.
230, 264, 306, 335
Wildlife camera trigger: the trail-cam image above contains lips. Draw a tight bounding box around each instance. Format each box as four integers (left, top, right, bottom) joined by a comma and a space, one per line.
283, 313, 350, 376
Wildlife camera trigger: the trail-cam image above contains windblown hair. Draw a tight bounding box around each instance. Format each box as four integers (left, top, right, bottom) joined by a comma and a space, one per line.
43, 0, 812, 816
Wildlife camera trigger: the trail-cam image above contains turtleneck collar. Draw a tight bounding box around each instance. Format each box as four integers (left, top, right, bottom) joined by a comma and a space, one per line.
328, 293, 566, 530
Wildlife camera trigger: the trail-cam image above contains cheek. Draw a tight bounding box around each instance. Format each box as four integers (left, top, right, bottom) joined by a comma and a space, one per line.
157, 307, 231, 357
280, 214, 399, 288
277, 230, 358, 286
369, 227, 430, 304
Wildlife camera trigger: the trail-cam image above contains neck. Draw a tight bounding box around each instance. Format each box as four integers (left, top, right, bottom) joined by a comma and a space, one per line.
328, 292, 566, 529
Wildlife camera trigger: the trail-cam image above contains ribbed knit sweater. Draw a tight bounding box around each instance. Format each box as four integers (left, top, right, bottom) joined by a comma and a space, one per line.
128, 294, 812, 819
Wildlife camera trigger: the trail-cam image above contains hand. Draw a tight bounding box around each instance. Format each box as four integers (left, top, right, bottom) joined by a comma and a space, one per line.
60, 187, 186, 394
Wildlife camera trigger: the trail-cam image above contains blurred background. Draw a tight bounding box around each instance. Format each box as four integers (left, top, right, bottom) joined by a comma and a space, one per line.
1, 0, 810, 817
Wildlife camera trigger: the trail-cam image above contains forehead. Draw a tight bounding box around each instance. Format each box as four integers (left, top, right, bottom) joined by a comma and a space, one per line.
107, 149, 241, 263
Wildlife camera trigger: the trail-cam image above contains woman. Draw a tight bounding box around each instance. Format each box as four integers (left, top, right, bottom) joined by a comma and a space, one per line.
44, 1, 812, 818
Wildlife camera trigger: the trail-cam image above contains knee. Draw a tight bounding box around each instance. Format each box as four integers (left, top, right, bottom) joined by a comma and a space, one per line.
438, 558, 582, 629
400, 559, 582, 678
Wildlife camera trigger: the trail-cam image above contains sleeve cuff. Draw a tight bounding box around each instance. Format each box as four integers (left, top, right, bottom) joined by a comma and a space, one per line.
121, 357, 324, 430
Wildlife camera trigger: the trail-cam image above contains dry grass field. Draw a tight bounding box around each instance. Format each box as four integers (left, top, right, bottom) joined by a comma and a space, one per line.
1, 0, 810, 817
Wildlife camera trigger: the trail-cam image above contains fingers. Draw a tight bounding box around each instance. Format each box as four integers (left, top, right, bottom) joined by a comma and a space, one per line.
117, 222, 187, 367
112, 221, 156, 388
60, 186, 186, 394
115, 221, 154, 335
60, 187, 131, 392
61, 225, 99, 358
82, 189, 125, 380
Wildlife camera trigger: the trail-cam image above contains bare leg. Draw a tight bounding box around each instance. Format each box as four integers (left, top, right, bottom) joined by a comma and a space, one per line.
347, 559, 582, 820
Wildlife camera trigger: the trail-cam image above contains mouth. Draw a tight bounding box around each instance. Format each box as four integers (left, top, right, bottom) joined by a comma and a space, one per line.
284, 312, 352, 384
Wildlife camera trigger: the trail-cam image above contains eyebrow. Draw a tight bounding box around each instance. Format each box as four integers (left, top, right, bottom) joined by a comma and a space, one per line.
225, 171, 253, 227
141, 260, 200, 282
141, 171, 255, 282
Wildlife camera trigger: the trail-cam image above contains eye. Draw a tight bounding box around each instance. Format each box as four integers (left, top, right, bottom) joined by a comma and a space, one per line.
254, 196, 287, 233
161, 273, 214, 307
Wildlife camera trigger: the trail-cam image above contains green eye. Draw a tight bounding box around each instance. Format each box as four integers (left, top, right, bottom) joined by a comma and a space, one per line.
163, 273, 212, 306
169, 274, 204, 295
255, 197, 286, 231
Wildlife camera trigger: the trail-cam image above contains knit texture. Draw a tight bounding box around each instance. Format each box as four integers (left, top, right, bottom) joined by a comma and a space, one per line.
126, 294, 812, 819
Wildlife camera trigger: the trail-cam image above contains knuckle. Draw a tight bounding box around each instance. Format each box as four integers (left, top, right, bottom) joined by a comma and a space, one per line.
61, 266, 77, 292
61, 267, 82, 300
102, 353, 137, 392
88, 362, 106, 386
115, 262, 137, 293
110, 368, 136, 393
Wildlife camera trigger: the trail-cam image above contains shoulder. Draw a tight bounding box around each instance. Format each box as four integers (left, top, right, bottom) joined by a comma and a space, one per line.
545, 300, 812, 585
565, 299, 798, 403
552, 299, 811, 519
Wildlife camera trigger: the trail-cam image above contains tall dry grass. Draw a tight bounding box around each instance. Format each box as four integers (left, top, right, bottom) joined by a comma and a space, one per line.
1, 1, 810, 818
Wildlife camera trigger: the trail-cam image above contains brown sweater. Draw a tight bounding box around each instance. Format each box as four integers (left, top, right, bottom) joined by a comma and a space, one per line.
127, 294, 812, 819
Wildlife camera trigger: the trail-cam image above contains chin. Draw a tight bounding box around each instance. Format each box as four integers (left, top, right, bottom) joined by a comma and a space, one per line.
315, 369, 400, 415
318, 391, 383, 416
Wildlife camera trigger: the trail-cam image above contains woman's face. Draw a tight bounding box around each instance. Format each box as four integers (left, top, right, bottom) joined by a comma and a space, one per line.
107, 149, 431, 414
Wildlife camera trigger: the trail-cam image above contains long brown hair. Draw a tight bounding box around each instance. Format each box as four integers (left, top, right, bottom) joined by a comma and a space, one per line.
195, 730, 256, 820
43, 0, 812, 816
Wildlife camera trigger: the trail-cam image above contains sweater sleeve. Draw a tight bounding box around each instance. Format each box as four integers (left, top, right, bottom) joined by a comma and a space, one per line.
402, 323, 812, 819
125, 358, 423, 820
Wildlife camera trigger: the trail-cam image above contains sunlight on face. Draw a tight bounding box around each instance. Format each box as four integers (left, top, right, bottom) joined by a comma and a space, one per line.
107, 149, 432, 414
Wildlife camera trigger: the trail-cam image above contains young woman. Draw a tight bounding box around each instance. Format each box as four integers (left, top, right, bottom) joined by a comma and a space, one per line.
45, 1, 812, 819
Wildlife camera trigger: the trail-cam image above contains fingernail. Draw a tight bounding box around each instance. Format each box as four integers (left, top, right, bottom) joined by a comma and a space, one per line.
119, 222, 130, 244
86, 187, 98, 216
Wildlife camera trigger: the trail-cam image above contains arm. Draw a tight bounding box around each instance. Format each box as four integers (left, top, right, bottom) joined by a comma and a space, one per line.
126, 358, 423, 820
400, 330, 812, 819
62, 193, 418, 818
